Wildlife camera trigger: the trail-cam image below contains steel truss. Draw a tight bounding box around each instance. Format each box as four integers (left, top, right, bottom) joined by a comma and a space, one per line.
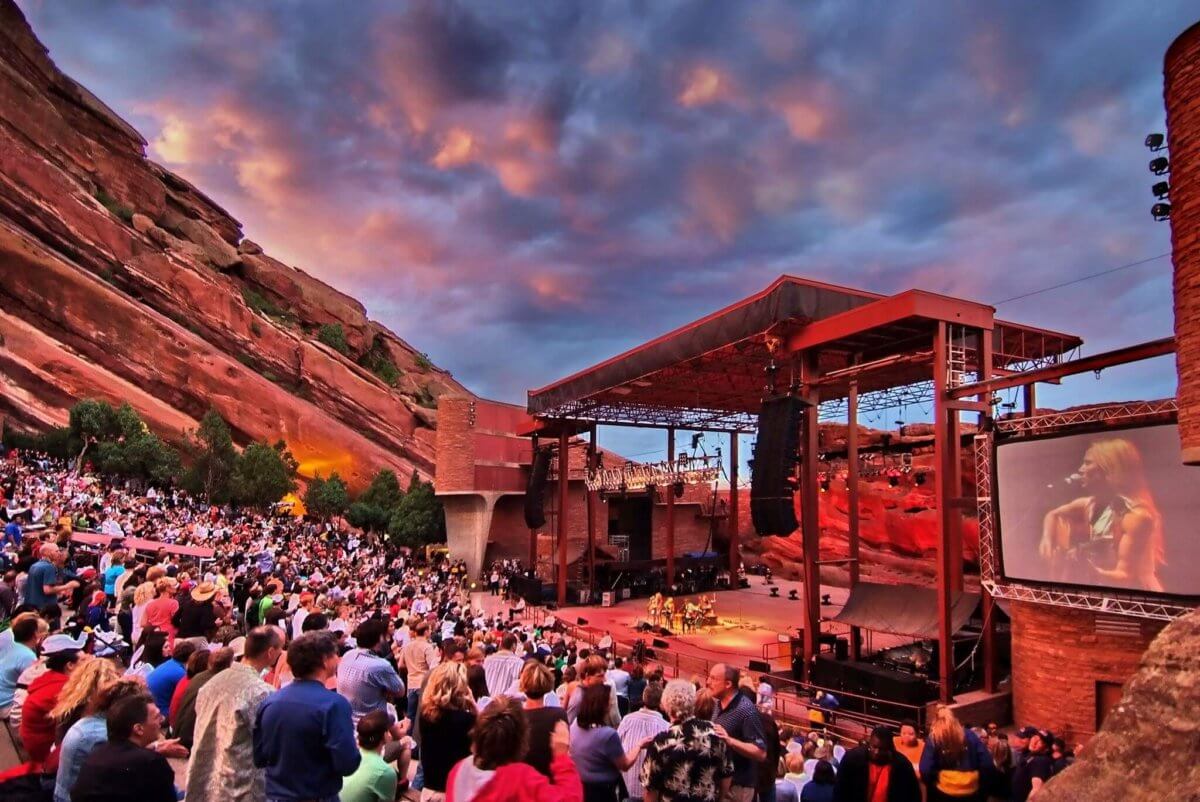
976, 399, 1194, 622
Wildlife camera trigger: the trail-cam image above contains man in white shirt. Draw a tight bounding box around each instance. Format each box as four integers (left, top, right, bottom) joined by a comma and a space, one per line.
482, 633, 525, 697
607, 656, 632, 715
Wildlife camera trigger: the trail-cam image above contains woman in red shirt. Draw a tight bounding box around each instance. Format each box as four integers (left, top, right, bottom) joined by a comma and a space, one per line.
141, 577, 180, 648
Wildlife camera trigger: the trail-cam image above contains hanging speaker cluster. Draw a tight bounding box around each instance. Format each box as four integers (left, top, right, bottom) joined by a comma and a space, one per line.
524, 446, 553, 529
750, 395, 806, 536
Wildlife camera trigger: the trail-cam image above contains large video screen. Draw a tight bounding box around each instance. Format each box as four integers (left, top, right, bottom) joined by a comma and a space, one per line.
996, 423, 1198, 596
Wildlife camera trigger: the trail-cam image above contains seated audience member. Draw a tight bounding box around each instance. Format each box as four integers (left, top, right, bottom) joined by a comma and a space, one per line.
70, 694, 179, 802
339, 710, 399, 802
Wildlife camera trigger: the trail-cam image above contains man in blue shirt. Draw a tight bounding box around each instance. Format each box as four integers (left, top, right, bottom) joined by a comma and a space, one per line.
146, 640, 198, 717
254, 631, 360, 802
336, 619, 404, 725
708, 663, 767, 802
3, 515, 22, 548
25, 544, 78, 610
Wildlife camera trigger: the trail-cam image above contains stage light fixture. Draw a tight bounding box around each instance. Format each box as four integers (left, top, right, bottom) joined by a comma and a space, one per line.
821, 594, 832, 606
770, 587, 780, 598
1149, 156, 1170, 175
1152, 181, 1170, 199
1145, 132, 1165, 151
788, 589, 799, 601
1152, 203, 1171, 221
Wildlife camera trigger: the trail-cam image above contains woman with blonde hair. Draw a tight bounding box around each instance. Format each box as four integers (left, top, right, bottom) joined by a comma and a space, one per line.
50, 656, 120, 737
131, 566, 166, 645
1040, 437, 1165, 591
419, 661, 477, 802
522, 659, 568, 779
918, 706, 992, 801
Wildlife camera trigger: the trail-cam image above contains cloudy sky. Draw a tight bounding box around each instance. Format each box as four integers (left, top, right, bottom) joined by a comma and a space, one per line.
17, 1, 1195, 460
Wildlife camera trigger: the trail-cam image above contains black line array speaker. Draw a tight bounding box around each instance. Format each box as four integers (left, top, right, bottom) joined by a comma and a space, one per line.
750, 395, 805, 535
748, 659, 772, 674
524, 446, 553, 528
652, 638, 671, 650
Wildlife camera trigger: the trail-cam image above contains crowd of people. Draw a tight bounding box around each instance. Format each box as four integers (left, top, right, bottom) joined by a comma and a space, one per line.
1, 449, 1076, 802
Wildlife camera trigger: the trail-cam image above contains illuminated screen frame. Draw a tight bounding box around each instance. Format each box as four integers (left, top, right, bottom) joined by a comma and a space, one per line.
977, 399, 1196, 622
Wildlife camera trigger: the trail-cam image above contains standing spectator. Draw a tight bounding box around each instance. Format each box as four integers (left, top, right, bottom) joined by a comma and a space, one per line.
169, 649, 211, 729
919, 706, 992, 802
175, 581, 219, 640
24, 544, 78, 609
21, 632, 87, 768
141, 577, 179, 648
186, 627, 284, 802
893, 721, 924, 777
0, 613, 42, 716
567, 655, 621, 728
607, 657, 631, 716
522, 660, 569, 779
752, 685, 781, 802
54, 679, 164, 802
145, 639, 198, 717
173, 646, 234, 750
399, 618, 440, 721
833, 725, 921, 802
337, 619, 405, 726
0, 570, 18, 619
102, 549, 126, 604
445, 695, 582, 802
1009, 731, 1054, 802
419, 661, 477, 801
569, 684, 650, 802
253, 631, 361, 802
483, 633, 525, 697
626, 665, 648, 714
340, 710, 400, 802
640, 679, 733, 802
48, 657, 119, 745
987, 737, 1013, 801
70, 694, 178, 802
707, 664, 767, 802
617, 681, 670, 802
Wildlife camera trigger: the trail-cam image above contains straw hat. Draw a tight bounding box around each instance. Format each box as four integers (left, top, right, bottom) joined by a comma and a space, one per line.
191, 581, 218, 603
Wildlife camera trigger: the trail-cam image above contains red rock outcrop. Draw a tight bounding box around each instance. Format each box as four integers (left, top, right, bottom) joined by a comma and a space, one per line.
0, 1, 469, 490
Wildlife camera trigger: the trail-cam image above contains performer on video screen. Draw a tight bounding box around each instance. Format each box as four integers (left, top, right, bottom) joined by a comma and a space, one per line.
1039, 438, 1165, 592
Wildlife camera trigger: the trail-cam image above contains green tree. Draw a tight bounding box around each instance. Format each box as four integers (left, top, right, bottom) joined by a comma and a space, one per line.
68, 399, 119, 470
304, 472, 350, 520
181, 408, 237, 503
387, 471, 444, 548
346, 468, 403, 532
317, 323, 350, 356
232, 440, 298, 509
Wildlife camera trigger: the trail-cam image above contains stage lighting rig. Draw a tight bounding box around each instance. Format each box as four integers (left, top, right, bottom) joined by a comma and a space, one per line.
1152, 181, 1170, 199
770, 587, 780, 598
788, 589, 799, 601
1145, 132, 1165, 151
1149, 156, 1170, 175
1152, 203, 1171, 221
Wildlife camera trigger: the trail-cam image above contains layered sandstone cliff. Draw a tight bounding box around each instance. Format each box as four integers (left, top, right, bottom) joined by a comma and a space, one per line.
0, 1, 468, 489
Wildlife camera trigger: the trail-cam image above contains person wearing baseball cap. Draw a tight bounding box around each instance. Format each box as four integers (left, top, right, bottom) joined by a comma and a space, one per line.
1011, 727, 1054, 802
21, 632, 88, 767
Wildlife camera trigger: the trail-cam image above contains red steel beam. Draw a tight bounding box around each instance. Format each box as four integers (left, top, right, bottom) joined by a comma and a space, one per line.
666, 427, 676, 588
847, 380, 862, 661
587, 425, 597, 597
800, 352, 822, 681
786, 290, 994, 354
949, 337, 1175, 399
933, 321, 955, 704
557, 430, 569, 607
729, 434, 740, 578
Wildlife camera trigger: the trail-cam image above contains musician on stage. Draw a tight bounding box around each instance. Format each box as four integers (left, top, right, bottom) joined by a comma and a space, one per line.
683, 600, 700, 633
699, 594, 715, 624
647, 592, 664, 627
662, 596, 676, 632
1039, 438, 1165, 592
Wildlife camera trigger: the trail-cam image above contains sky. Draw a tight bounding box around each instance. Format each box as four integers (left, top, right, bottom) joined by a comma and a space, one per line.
16, 0, 1197, 465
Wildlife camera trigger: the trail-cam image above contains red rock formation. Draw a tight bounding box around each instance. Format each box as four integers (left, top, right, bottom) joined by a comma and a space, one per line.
0, 1, 469, 490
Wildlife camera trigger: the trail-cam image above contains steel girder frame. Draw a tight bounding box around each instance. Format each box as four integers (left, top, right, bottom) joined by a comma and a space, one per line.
975, 399, 1194, 622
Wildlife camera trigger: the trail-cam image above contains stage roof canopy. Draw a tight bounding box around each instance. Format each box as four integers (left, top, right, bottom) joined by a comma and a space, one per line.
527, 275, 1081, 432
831, 581, 981, 639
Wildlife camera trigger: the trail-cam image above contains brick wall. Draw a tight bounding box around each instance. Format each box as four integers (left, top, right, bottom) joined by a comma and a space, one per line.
434, 396, 477, 492
1166, 21, 1200, 463
1010, 601, 1164, 741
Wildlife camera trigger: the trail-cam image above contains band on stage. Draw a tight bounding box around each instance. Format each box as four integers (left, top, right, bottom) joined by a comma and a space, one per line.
646, 591, 717, 633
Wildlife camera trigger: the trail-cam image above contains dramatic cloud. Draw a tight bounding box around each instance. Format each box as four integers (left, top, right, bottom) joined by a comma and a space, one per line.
15, 0, 1192, 445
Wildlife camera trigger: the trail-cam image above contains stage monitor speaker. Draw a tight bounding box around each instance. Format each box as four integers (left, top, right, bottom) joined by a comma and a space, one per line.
652, 638, 671, 650
576, 617, 589, 626
524, 446, 552, 529
834, 637, 849, 662
750, 395, 805, 535
748, 659, 771, 674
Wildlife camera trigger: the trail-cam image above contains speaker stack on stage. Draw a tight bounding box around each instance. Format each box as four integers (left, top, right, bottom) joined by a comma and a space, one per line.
751, 395, 806, 536
524, 446, 552, 528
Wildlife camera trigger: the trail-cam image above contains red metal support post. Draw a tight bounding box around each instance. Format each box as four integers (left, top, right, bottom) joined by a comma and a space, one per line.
667, 427, 676, 589
800, 351, 822, 681
587, 425, 598, 598
933, 321, 955, 704
847, 380, 862, 661
729, 434, 739, 578
557, 429, 570, 608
